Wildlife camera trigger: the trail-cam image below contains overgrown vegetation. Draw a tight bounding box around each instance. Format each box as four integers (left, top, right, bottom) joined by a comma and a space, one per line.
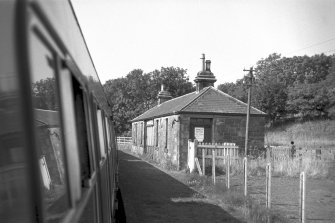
265, 119, 335, 149
181, 173, 288, 223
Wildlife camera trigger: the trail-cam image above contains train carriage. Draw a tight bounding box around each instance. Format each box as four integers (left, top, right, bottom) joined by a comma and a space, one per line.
0, 0, 120, 222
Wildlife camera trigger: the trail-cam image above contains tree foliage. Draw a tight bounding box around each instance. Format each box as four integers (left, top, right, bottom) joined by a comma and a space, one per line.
218, 53, 335, 124
104, 67, 195, 135
32, 77, 59, 110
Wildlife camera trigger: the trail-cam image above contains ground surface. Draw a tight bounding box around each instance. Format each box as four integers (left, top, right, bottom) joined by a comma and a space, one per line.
118, 151, 242, 223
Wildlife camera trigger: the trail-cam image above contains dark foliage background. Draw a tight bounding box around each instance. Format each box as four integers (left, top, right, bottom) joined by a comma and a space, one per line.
218, 53, 335, 124
104, 67, 195, 135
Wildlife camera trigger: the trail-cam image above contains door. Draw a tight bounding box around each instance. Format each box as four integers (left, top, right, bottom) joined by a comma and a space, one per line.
189, 118, 212, 143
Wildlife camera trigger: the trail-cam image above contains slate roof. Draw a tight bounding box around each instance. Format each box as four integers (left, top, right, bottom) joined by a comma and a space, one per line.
131, 86, 266, 122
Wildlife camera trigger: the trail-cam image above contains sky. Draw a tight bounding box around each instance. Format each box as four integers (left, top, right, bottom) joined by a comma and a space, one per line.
71, 0, 335, 85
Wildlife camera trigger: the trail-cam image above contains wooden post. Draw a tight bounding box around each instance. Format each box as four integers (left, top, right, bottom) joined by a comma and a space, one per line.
226, 149, 230, 189
299, 152, 303, 172
195, 157, 203, 175
212, 146, 216, 185
244, 157, 247, 196
299, 172, 306, 223
266, 163, 271, 209
202, 147, 205, 176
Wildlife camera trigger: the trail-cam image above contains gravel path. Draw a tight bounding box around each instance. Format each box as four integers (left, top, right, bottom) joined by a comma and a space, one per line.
118, 151, 242, 223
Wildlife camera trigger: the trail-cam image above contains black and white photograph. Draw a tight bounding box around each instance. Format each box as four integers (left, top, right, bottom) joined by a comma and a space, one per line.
1, 0, 334, 222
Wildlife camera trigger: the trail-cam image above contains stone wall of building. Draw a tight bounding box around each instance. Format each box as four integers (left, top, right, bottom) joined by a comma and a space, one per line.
179, 115, 191, 169
132, 114, 265, 170
153, 115, 180, 169
131, 115, 180, 169
214, 115, 265, 152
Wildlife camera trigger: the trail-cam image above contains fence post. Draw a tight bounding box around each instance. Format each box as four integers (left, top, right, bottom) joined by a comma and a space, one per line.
202, 145, 205, 176
212, 145, 216, 185
299, 150, 303, 172
226, 148, 230, 189
299, 171, 306, 223
244, 157, 248, 196
188, 140, 195, 173
266, 163, 271, 209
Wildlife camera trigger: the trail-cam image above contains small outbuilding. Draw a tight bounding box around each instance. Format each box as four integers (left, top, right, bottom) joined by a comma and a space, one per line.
131, 55, 266, 169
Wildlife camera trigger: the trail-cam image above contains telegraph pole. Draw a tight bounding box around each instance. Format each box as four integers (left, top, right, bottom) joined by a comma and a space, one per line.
242, 67, 254, 197
243, 67, 254, 157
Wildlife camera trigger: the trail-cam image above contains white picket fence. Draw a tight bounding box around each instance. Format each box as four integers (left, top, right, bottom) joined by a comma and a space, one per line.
116, 137, 132, 144
187, 140, 239, 176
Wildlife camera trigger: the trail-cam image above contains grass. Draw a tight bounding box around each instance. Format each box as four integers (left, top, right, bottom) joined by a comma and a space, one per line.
265, 119, 335, 149
224, 156, 335, 178
182, 173, 287, 223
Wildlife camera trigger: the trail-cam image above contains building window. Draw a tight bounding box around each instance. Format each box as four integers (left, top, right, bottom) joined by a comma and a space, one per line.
146, 120, 154, 146
140, 122, 143, 145
135, 123, 138, 145
165, 118, 168, 149
155, 120, 159, 147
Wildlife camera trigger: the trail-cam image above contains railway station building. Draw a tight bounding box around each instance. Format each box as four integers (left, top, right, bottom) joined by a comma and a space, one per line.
131, 55, 266, 170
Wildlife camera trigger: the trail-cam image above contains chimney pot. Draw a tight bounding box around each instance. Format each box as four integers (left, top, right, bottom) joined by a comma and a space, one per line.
201, 54, 206, 71
205, 60, 211, 71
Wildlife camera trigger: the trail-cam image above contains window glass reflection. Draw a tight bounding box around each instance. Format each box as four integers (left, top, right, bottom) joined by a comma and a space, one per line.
30, 33, 69, 222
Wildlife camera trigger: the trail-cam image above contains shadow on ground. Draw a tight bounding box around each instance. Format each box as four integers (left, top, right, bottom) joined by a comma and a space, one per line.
118, 151, 242, 223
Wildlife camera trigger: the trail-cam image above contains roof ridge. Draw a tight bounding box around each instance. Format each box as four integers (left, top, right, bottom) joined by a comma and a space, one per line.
131, 90, 198, 121
133, 104, 158, 120
180, 87, 211, 111
160, 90, 196, 104
213, 87, 266, 114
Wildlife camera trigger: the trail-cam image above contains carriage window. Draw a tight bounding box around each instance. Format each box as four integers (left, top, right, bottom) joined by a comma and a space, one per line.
96, 109, 106, 159
105, 117, 111, 149
72, 77, 91, 183
30, 33, 69, 222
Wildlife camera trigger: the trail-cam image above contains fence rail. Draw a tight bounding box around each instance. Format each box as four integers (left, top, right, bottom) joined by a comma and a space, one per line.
270, 146, 335, 161
117, 137, 132, 144
188, 140, 239, 182
197, 142, 239, 159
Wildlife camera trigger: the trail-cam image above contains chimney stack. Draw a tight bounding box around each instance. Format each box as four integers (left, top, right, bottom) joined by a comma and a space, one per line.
194, 54, 217, 92
157, 84, 172, 105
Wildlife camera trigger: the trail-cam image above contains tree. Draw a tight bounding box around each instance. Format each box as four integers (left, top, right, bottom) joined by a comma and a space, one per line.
32, 77, 59, 110
104, 67, 195, 135
218, 53, 334, 123
287, 82, 329, 119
